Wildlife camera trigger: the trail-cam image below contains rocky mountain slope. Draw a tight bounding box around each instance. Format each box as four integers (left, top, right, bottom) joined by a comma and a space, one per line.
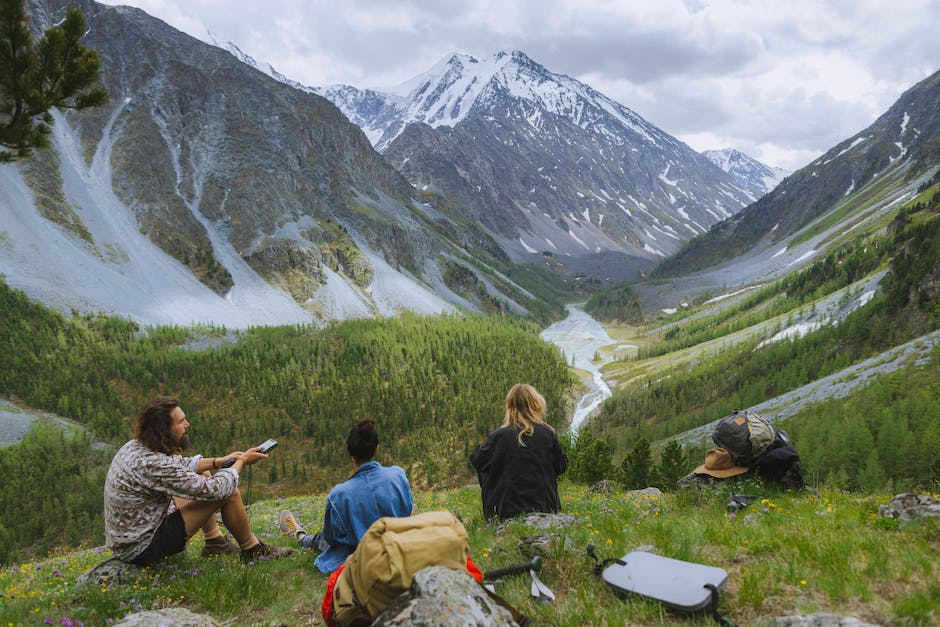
316, 52, 755, 277
1, 0, 545, 327
658, 68, 940, 277
702, 148, 789, 197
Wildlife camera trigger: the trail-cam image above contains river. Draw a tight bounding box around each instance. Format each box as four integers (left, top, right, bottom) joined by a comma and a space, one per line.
540, 305, 619, 432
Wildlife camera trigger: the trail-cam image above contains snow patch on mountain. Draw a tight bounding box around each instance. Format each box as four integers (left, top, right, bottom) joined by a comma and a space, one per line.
704, 148, 788, 197
821, 136, 871, 165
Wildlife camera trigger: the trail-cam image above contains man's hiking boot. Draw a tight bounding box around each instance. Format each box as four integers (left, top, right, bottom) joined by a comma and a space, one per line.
240, 541, 292, 564
278, 510, 306, 538
201, 535, 238, 557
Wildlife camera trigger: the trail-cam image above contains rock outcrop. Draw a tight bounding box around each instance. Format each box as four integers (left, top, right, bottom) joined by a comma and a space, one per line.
879, 493, 940, 527
372, 566, 517, 626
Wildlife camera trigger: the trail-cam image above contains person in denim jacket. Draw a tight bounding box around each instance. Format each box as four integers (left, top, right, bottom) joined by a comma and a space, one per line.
280, 419, 414, 574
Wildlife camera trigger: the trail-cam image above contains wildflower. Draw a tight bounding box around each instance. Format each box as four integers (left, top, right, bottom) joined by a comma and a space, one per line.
800, 579, 807, 586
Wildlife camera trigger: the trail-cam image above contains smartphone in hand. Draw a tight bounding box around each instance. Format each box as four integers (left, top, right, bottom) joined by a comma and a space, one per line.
220, 439, 278, 468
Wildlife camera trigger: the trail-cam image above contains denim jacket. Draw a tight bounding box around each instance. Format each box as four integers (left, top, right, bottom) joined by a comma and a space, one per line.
315, 460, 414, 573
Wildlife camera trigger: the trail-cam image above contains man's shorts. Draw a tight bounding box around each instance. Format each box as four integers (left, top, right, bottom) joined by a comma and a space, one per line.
131, 510, 187, 566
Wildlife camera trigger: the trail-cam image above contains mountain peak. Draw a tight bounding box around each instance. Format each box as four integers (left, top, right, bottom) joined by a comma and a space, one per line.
317, 50, 752, 264
703, 148, 789, 197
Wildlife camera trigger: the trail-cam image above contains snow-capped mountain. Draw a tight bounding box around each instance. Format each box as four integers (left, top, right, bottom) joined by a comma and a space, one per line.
315, 51, 755, 270
703, 148, 789, 197
2, 0, 553, 328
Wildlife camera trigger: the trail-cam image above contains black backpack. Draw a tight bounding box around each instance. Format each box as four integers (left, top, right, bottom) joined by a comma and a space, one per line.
753, 431, 804, 490
712, 409, 776, 467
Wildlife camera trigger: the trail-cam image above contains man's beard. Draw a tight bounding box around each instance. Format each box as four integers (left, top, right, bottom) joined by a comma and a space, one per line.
176, 434, 191, 452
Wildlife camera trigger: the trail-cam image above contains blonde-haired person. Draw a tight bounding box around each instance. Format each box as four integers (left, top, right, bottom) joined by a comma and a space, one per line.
471, 384, 568, 521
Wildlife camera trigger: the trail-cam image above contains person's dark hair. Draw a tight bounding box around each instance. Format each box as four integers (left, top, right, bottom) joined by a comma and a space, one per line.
134, 396, 183, 455
347, 419, 378, 463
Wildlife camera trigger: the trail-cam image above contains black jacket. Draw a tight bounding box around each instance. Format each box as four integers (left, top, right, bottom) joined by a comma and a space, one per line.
471, 423, 568, 521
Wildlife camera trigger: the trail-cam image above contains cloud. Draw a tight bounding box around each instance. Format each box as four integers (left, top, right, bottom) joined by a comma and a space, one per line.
100, 0, 939, 171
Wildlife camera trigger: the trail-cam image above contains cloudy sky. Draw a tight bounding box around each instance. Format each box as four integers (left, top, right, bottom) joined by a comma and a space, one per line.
101, 0, 939, 171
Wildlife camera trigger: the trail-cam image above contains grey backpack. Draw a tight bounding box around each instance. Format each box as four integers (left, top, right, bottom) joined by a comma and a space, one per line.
712, 409, 775, 467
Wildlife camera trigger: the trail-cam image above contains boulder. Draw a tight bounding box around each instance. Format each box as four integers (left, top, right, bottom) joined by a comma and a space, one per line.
677, 472, 721, 490
878, 493, 940, 527
372, 566, 517, 626
500, 513, 576, 557
76, 558, 141, 591
518, 512, 575, 529
114, 608, 220, 626
627, 487, 664, 499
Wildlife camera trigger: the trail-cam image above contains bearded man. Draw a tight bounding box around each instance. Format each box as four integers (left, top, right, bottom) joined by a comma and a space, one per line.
104, 396, 291, 565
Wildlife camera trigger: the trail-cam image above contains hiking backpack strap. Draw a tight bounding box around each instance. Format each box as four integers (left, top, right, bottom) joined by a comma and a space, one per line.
586, 543, 626, 575
704, 583, 737, 627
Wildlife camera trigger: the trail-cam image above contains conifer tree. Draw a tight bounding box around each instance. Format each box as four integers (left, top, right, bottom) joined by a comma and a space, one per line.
565, 430, 612, 484
619, 437, 652, 489
655, 439, 688, 491
0, 0, 108, 161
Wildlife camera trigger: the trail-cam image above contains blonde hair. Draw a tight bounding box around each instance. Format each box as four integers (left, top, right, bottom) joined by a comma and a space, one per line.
503, 384, 550, 445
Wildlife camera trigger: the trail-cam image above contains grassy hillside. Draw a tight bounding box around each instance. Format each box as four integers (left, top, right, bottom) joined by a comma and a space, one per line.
1, 483, 937, 626
0, 284, 575, 564
2, 165, 939, 624
588, 189, 940, 491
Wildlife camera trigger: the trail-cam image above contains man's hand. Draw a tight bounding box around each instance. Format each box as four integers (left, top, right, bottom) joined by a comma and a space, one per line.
218, 452, 243, 468
237, 446, 269, 466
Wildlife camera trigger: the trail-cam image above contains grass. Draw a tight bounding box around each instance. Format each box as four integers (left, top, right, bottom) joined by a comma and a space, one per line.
2, 484, 938, 626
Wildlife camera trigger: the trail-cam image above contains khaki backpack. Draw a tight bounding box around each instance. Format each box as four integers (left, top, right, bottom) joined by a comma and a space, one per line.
332, 510, 469, 625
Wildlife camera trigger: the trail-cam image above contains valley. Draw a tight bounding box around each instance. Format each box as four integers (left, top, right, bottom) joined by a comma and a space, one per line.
1, 1, 939, 622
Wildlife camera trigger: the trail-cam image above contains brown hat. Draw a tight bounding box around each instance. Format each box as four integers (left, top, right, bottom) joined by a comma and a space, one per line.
694, 448, 749, 478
